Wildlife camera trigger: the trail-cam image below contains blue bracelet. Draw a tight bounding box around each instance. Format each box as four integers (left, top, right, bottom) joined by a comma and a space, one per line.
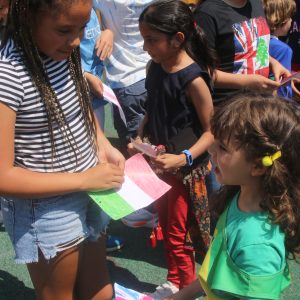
181, 150, 193, 166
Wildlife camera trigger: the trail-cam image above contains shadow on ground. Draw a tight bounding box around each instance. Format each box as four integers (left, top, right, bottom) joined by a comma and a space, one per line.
0, 270, 36, 300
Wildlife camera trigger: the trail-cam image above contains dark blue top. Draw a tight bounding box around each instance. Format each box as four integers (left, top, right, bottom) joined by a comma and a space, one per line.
288, 0, 300, 70
145, 61, 211, 165
269, 37, 292, 99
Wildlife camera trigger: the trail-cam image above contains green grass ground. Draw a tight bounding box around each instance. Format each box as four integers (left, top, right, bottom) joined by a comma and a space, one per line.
0, 104, 299, 299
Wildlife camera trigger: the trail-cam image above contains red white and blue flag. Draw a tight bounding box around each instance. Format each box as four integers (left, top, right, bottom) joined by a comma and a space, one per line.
232, 17, 270, 77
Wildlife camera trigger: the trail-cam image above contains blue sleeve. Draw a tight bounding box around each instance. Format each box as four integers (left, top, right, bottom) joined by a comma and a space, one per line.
269, 41, 292, 71
80, 8, 104, 77
269, 39, 293, 99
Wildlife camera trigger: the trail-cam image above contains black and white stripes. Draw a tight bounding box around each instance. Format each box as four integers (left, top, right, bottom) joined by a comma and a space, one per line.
0, 39, 97, 173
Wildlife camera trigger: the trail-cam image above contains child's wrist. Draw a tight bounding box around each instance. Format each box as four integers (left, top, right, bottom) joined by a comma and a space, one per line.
179, 153, 188, 167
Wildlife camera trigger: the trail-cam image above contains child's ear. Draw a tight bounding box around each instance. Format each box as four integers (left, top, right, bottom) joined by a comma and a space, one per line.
172, 32, 185, 48
251, 159, 267, 177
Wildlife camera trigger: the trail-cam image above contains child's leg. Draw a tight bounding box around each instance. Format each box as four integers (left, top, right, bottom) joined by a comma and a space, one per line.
75, 236, 113, 300
157, 175, 196, 289
156, 194, 179, 286
27, 245, 81, 300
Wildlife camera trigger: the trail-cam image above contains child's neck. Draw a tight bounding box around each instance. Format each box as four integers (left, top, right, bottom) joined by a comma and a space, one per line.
222, 0, 248, 8
161, 49, 193, 73
238, 182, 264, 213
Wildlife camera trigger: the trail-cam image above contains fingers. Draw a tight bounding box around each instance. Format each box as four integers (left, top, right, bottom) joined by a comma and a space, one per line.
265, 78, 280, 89
98, 163, 124, 189
96, 39, 113, 60
117, 158, 125, 172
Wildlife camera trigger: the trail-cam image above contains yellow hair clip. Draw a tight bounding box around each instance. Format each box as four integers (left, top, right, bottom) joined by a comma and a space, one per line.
262, 150, 282, 167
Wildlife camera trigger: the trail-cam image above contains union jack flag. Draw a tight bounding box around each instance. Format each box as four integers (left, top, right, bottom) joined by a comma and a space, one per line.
232, 16, 270, 77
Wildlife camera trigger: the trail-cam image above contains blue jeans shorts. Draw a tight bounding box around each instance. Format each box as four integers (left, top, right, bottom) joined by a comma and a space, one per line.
1, 192, 110, 264
113, 79, 147, 147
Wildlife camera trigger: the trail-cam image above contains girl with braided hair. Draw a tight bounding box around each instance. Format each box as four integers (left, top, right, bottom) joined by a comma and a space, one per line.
0, 0, 125, 299
167, 92, 300, 300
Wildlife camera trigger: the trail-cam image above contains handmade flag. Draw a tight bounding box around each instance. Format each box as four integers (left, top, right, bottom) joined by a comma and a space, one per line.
114, 283, 153, 300
103, 84, 126, 125
88, 154, 171, 220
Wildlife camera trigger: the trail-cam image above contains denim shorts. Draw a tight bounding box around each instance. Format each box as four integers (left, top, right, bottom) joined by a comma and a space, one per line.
1, 192, 110, 264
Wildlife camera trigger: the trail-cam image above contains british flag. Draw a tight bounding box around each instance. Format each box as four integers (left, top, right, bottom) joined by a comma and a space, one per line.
232, 16, 270, 77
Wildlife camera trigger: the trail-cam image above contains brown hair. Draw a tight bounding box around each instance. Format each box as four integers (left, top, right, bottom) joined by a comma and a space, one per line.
263, 0, 296, 33
2, 0, 97, 166
211, 92, 300, 259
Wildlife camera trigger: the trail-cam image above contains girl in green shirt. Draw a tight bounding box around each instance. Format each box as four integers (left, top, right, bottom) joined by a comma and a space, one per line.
166, 92, 300, 300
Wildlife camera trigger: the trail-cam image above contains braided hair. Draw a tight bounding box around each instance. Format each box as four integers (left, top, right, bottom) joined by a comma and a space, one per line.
2, 0, 97, 167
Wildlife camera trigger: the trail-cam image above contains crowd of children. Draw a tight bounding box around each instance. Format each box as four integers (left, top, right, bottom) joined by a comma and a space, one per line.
0, 0, 299, 300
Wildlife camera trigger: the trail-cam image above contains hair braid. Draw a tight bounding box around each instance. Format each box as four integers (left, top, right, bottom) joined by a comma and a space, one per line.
3, 0, 97, 169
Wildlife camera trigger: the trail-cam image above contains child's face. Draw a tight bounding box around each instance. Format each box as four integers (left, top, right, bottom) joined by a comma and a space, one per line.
139, 21, 177, 64
273, 18, 292, 37
31, 0, 92, 61
209, 139, 254, 186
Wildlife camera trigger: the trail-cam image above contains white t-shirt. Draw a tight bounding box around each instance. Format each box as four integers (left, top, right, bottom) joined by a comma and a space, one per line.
93, 0, 152, 88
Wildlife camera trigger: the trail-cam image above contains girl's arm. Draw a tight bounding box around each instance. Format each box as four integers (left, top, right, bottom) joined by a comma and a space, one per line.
164, 279, 203, 300
214, 70, 280, 90
94, 110, 125, 171
94, 8, 114, 61
269, 56, 290, 81
186, 76, 214, 159
95, 28, 114, 61
0, 102, 124, 198
154, 76, 214, 171
84, 72, 104, 98
127, 113, 148, 156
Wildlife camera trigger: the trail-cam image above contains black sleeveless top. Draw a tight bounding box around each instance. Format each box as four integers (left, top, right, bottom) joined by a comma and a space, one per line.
145, 61, 211, 166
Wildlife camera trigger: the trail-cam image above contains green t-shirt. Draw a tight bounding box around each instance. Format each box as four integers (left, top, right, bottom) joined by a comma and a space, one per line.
225, 194, 286, 299
227, 194, 285, 274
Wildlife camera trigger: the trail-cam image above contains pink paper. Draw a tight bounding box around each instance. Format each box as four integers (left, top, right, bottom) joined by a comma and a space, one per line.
125, 154, 171, 200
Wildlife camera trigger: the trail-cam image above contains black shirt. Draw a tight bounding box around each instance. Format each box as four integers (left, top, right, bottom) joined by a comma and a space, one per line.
145, 62, 210, 165
195, 0, 270, 104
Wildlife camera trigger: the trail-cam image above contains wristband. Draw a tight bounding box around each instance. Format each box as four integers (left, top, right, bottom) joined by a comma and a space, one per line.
181, 150, 193, 166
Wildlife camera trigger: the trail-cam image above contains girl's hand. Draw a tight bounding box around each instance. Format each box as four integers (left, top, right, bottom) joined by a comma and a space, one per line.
96, 29, 114, 60
243, 74, 280, 90
85, 72, 103, 98
81, 162, 124, 191
99, 144, 125, 172
153, 153, 186, 172
214, 70, 280, 90
127, 136, 143, 156
269, 56, 290, 82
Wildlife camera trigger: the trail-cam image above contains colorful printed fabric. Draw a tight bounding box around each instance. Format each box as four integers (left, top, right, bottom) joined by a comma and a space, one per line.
181, 162, 212, 257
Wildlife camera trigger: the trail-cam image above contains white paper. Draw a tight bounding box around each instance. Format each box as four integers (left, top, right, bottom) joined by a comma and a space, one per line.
103, 84, 127, 125
131, 139, 157, 158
